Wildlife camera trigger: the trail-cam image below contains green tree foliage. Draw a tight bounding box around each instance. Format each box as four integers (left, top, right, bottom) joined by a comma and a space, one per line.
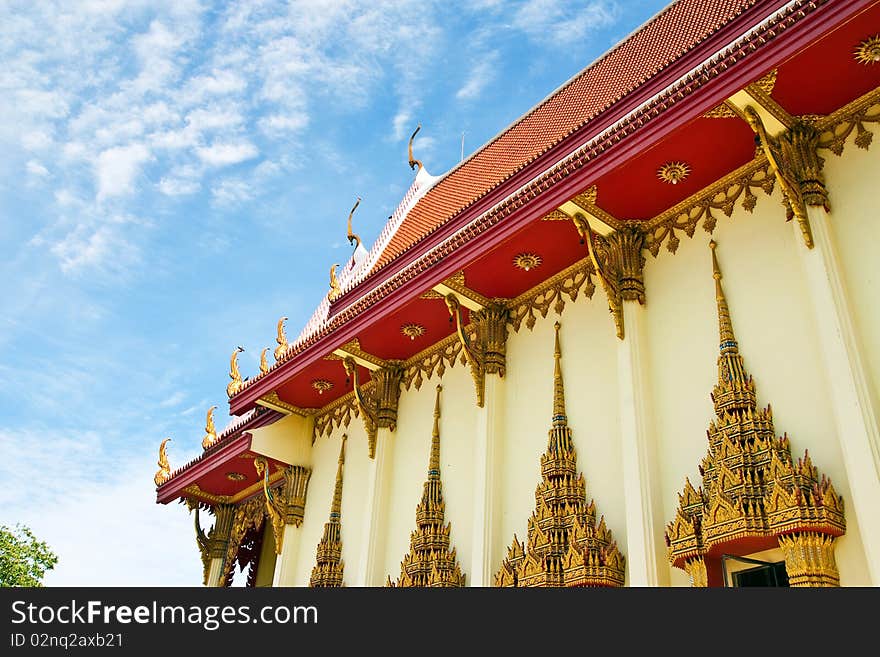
0, 524, 58, 587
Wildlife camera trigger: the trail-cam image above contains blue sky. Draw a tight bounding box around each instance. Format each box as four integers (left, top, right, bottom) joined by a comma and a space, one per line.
0, 0, 669, 586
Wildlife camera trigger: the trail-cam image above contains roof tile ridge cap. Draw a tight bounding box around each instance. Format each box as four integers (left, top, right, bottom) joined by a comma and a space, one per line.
421, 0, 701, 184
341, 167, 442, 292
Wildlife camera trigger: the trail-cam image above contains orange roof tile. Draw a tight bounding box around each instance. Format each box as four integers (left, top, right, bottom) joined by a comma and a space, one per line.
372, 0, 764, 273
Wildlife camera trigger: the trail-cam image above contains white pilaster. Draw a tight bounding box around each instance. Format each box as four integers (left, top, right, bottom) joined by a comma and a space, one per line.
470, 373, 504, 586
354, 427, 395, 586
206, 558, 225, 587
797, 206, 880, 584
271, 524, 302, 587
618, 302, 668, 587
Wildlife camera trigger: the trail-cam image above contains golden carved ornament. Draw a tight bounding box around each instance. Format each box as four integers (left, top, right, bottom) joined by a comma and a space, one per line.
816, 87, 880, 155
401, 323, 426, 341
193, 503, 235, 586
854, 35, 880, 65
408, 123, 423, 172
313, 390, 361, 441
402, 333, 465, 392
254, 457, 285, 555
222, 497, 266, 583
328, 264, 341, 301
644, 158, 775, 257
310, 435, 347, 587
274, 316, 289, 362
657, 161, 690, 185
388, 386, 466, 588
202, 405, 218, 450
445, 293, 486, 407
226, 346, 245, 398
343, 356, 378, 457
226, 472, 246, 481
312, 379, 333, 395
578, 218, 646, 340
495, 323, 625, 588
744, 106, 824, 249
506, 258, 596, 332
704, 69, 777, 118
154, 438, 172, 486
346, 197, 362, 251
513, 253, 542, 272
259, 348, 269, 375
664, 241, 845, 587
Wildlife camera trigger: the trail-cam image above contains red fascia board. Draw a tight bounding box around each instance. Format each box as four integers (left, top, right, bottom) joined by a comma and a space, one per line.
229, 0, 863, 416
155, 433, 252, 504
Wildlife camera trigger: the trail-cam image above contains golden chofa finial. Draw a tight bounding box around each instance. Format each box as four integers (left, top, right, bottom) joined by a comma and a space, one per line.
226, 346, 245, 398
259, 348, 269, 374
154, 438, 172, 486
709, 240, 738, 354
346, 197, 362, 250
274, 317, 289, 362
552, 322, 567, 427
408, 124, 423, 172
328, 263, 341, 301
202, 406, 218, 450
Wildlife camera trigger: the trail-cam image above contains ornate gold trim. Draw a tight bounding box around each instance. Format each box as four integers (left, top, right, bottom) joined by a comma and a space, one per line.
815, 87, 880, 155
401, 333, 464, 392
335, 338, 388, 370
401, 323, 426, 340
193, 503, 235, 586
226, 346, 245, 398
445, 293, 486, 406
570, 186, 625, 232
541, 209, 570, 221
387, 385, 466, 587
313, 389, 362, 440
183, 469, 286, 506
202, 406, 218, 450
154, 438, 172, 486
495, 323, 625, 587
310, 435, 347, 587
664, 242, 845, 586
704, 69, 777, 119
256, 391, 315, 417
312, 379, 333, 395
274, 317, 289, 362
506, 257, 596, 332
854, 35, 880, 66
657, 161, 691, 185
513, 253, 542, 272
226, 472, 246, 481
644, 157, 775, 257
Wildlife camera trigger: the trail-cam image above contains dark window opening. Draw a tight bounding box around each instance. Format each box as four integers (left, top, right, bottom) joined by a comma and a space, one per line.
722, 554, 790, 587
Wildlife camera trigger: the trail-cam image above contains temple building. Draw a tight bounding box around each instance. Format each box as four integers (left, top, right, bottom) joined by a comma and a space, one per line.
154, 0, 880, 587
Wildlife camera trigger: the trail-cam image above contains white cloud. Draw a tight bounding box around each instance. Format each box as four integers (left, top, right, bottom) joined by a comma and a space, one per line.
393, 109, 413, 141
211, 178, 253, 205
26, 160, 50, 177
258, 113, 309, 136
456, 51, 499, 101
50, 224, 141, 275
159, 390, 186, 407
196, 141, 259, 167
95, 143, 152, 200
21, 130, 53, 151
512, 0, 620, 45
158, 176, 200, 196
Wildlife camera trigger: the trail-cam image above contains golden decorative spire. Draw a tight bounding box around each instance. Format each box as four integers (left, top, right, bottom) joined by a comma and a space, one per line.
552, 321, 566, 427
388, 385, 465, 587
201, 405, 218, 450
226, 346, 245, 398
346, 197, 362, 251
154, 438, 172, 486
665, 241, 846, 587
495, 324, 625, 587
259, 348, 269, 374
274, 316, 288, 362
310, 435, 347, 587
328, 264, 341, 300
408, 124, 423, 172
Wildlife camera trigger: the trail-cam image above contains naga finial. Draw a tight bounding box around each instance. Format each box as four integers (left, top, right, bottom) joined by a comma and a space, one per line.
408, 124, 423, 172
154, 438, 172, 486
202, 406, 218, 450
259, 348, 269, 374
328, 263, 341, 300
346, 197, 362, 251
226, 346, 245, 398
274, 317, 289, 362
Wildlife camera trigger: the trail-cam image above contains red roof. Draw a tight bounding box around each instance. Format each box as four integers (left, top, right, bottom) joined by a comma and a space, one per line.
371, 0, 767, 273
